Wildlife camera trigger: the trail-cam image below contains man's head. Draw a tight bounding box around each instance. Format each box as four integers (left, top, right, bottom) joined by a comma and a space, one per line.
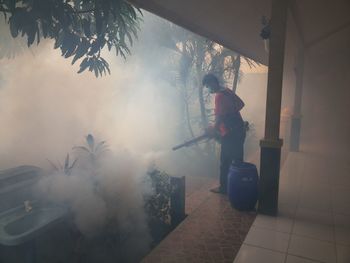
202, 73, 220, 93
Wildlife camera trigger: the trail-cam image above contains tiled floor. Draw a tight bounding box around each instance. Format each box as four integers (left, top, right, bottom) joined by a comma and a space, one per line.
234, 152, 350, 263
142, 181, 256, 263
185, 175, 217, 214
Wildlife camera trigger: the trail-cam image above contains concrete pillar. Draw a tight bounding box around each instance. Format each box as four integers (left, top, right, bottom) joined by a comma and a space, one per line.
290, 49, 304, 152
258, 0, 289, 216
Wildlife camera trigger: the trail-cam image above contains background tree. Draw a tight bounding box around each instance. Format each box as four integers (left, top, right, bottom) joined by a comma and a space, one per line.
0, 0, 141, 76
153, 21, 258, 160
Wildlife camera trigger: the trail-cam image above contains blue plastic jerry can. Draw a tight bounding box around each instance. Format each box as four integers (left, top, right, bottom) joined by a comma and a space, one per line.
227, 162, 259, 211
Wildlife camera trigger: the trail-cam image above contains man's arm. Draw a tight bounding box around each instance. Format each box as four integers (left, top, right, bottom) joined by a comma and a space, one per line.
214, 115, 224, 130
212, 93, 224, 134
233, 94, 245, 111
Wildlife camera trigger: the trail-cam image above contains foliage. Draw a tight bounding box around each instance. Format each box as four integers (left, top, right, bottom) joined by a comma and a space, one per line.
43, 134, 174, 259
153, 21, 259, 161
0, 15, 26, 58
144, 168, 171, 226
260, 16, 271, 40
0, 0, 142, 77
47, 153, 77, 175
73, 133, 109, 161
244, 121, 259, 158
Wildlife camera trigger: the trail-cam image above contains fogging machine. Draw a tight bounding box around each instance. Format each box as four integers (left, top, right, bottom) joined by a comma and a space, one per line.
172, 122, 249, 151
172, 133, 212, 151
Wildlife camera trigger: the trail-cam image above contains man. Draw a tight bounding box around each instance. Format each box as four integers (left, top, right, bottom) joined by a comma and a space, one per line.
202, 73, 246, 194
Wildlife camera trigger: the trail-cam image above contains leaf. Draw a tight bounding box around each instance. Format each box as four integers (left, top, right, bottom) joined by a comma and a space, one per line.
46, 159, 58, 171
58, 161, 63, 170
99, 57, 110, 74
96, 60, 105, 76
9, 0, 16, 11
125, 31, 133, 46
88, 39, 100, 55
83, 18, 91, 38
62, 32, 78, 58
9, 16, 18, 38
26, 21, 38, 47
105, 63, 110, 74
88, 59, 94, 72
86, 134, 94, 151
95, 141, 106, 151
71, 38, 89, 65
93, 63, 99, 77
42, 21, 48, 38
36, 29, 40, 45
127, 5, 137, 20
69, 158, 78, 170
106, 41, 112, 51
73, 146, 90, 153
54, 30, 64, 49
64, 154, 70, 171
95, 10, 102, 35
77, 57, 90, 73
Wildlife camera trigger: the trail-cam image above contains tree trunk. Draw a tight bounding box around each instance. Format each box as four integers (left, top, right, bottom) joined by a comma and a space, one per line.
232, 55, 241, 93
198, 83, 208, 130
183, 87, 195, 138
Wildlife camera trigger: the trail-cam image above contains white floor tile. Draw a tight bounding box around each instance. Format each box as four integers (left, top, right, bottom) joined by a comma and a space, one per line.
279, 204, 297, 218
331, 174, 350, 188
293, 220, 334, 242
334, 214, 350, 228
298, 193, 332, 213
302, 176, 330, 188
288, 235, 336, 263
286, 255, 320, 263
332, 187, 350, 216
279, 199, 299, 211
254, 214, 294, 233
332, 203, 350, 216
244, 226, 290, 252
334, 214, 350, 245
295, 208, 333, 226
331, 187, 350, 199
302, 184, 331, 195
305, 176, 330, 186
280, 156, 305, 183
302, 167, 330, 185
233, 244, 285, 263
279, 189, 299, 207
335, 227, 350, 246
336, 244, 350, 263
238, 153, 349, 263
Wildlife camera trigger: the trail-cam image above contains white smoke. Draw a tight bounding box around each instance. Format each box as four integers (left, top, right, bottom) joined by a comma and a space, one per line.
36, 144, 153, 244
0, 11, 268, 250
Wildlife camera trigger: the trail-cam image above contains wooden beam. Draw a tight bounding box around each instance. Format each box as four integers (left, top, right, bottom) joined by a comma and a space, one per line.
258, 0, 289, 216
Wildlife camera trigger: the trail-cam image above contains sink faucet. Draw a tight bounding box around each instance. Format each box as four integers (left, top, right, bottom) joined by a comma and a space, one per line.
24, 200, 33, 212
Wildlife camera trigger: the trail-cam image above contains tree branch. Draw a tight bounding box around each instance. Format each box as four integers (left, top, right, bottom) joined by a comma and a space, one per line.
72, 8, 95, 14
0, 5, 94, 14
0, 7, 11, 13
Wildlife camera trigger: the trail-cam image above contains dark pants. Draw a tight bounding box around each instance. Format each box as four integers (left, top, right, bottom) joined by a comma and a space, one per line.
219, 127, 245, 193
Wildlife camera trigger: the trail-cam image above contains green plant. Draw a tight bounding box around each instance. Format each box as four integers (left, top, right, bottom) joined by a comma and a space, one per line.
47, 153, 77, 175
0, 0, 142, 77
144, 169, 171, 226
73, 134, 109, 161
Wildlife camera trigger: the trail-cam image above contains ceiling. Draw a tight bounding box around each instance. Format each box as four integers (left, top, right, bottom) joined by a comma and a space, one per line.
128, 0, 350, 66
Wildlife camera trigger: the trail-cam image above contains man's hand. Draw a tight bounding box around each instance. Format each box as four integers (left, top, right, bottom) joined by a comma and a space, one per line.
205, 125, 217, 138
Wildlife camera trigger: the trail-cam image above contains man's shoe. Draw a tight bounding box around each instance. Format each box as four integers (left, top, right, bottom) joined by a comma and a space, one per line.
210, 186, 226, 194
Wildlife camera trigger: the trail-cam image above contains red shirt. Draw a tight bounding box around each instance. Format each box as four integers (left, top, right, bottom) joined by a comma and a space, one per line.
215, 88, 244, 136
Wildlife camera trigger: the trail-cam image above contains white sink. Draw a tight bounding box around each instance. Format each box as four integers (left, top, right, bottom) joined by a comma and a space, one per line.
0, 203, 68, 246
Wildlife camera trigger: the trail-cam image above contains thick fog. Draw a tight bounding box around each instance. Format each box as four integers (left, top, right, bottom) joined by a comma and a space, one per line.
0, 12, 268, 243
